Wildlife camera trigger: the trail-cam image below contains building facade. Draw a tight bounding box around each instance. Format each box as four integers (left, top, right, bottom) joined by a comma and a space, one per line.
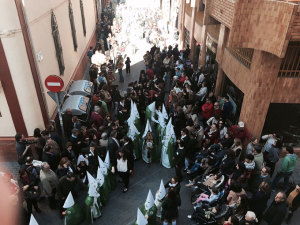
179, 0, 300, 145
0, 0, 99, 139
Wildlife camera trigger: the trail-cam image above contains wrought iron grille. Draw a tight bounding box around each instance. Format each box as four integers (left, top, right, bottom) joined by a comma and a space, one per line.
80, 0, 86, 36
69, 0, 78, 51
51, 11, 65, 75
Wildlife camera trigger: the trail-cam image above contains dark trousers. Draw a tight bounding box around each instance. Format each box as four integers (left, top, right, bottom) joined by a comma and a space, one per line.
118, 69, 124, 82
119, 171, 130, 188
26, 198, 39, 214
175, 164, 183, 182
272, 171, 293, 189
126, 66, 130, 73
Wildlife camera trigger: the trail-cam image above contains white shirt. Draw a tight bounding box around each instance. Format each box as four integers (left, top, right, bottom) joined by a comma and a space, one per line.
117, 158, 128, 172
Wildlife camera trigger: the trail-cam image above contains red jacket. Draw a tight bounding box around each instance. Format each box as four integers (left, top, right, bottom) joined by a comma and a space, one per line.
202, 102, 213, 120
229, 125, 251, 141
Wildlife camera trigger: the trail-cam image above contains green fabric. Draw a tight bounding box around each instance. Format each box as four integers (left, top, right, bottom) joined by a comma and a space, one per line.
133, 135, 141, 160
107, 169, 116, 190
142, 139, 157, 163
166, 138, 175, 168
140, 204, 157, 225
280, 154, 298, 172
84, 195, 101, 224
100, 176, 110, 206
100, 100, 108, 115
134, 118, 141, 133
65, 204, 84, 225
145, 107, 152, 122
156, 124, 165, 160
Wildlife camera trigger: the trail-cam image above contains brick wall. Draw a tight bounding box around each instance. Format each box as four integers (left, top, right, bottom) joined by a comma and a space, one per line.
229, 0, 296, 58
221, 49, 282, 138
271, 77, 300, 103
291, 7, 300, 40
205, 0, 235, 28
184, 13, 193, 31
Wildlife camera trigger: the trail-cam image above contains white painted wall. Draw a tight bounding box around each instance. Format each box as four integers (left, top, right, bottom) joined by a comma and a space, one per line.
0, 83, 16, 136
23, 0, 96, 114
0, 0, 44, 136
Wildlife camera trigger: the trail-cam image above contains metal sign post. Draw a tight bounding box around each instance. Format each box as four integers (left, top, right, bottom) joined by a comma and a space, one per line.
54, 92, 66, 143
45, 75, 66, 143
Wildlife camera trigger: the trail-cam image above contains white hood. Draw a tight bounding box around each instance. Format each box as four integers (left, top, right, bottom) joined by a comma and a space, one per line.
29, 214, 39, 225
142, 120, 152, 138
145, 189, 154, 210
156, 179, 166, 200
98, 156, 108, 175
63, 192, 75, 208
104, 151, 110, 169
136, 208, 148, 225
96, 167, 104, 187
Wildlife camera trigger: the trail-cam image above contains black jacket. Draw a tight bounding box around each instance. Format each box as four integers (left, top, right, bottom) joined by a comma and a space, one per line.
263, 200, 287, 225
85, 149, 99, 175
174, 147, 185, 167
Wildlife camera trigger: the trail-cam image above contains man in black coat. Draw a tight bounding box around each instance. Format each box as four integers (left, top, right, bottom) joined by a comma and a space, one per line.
107, 130, 120, 163
174, 141, 185, 182
263, 191, 288, 225
85, 142, 99, 177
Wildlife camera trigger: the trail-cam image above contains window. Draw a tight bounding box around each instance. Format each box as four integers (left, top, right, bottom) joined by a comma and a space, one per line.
226, 47, 254, 69
184, 28, 190, 49
278, 42, 300, 78
51, 11, 65, 75
69, 0, 78, 51
80, 0, 86, 36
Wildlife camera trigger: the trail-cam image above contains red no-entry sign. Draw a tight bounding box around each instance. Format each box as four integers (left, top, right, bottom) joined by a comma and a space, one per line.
45, 75, 64, 92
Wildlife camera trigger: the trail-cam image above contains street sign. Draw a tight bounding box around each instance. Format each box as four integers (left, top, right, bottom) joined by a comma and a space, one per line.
45, 75, 64, 93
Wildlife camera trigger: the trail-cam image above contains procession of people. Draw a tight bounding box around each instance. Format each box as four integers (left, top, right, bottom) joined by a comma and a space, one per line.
8, 1, 300, 225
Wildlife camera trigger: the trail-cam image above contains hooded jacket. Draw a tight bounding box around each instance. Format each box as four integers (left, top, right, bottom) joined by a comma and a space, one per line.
280, 154, 298, 173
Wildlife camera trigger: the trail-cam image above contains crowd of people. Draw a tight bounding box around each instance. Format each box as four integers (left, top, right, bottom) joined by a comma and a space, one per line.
6, 2, 300, 225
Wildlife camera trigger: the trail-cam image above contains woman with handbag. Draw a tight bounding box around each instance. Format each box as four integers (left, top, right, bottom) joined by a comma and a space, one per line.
19, 168, 41, 214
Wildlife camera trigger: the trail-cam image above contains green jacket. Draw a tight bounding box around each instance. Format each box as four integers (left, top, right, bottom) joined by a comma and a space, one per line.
280, 154, 298, 173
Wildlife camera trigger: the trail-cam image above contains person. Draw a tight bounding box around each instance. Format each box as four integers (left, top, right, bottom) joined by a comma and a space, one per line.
165, 177, 181, 195
85, 142, 99, 177
112, 149, 133, 193
286, 183, 300, 221
87, 46, 93, 61
125, 56, 131, 75
251, 145, 264, 183
266, 139, 282, 176
250, 166, 271, 192
18, 168, 41, 214
227, 181, 246, 207
192, 187, 219, 206
154, 180, 167, 220
57, 172, 86, 214
263, 191, 287, 225
229, 121, 251, 142
173, 140, 185, 182
222, 96, 232, 120
15, 133, 33, 165
33, 128, 44, 161
272, 146, 298, 190
249, 181, 271, 221
244, 211, 258, 225
91, 106, 104, 128
117, 55, 124, 82
245, 137, 258, 155
40, 162, 58, 209
162, 188, 181, 225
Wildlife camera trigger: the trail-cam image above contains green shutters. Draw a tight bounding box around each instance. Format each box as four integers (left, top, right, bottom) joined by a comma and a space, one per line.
69, 0, 78, 51
80, 0, 86, 36
51, 11, 65, 75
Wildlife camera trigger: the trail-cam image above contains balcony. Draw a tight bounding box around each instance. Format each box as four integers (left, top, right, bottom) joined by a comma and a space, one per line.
278, 42, 300, 78
186, 2, 192, 17
226, 47, 254, 69
206, 0, 235, 28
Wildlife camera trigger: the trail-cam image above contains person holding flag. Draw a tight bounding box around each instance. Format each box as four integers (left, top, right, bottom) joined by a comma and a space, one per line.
161, 118, 176, 168
97, 157, 110, 205
62, 192, 84, 225
154, 180, 167, 220
142, 120, 155, 166
141, 190, 157, 225
134, 208, 148, 225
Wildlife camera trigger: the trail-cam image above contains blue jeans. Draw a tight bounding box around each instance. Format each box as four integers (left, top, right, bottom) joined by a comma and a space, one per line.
272, 171, 293, 189
118, 69, 124, 82
189, 162, 201, 174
